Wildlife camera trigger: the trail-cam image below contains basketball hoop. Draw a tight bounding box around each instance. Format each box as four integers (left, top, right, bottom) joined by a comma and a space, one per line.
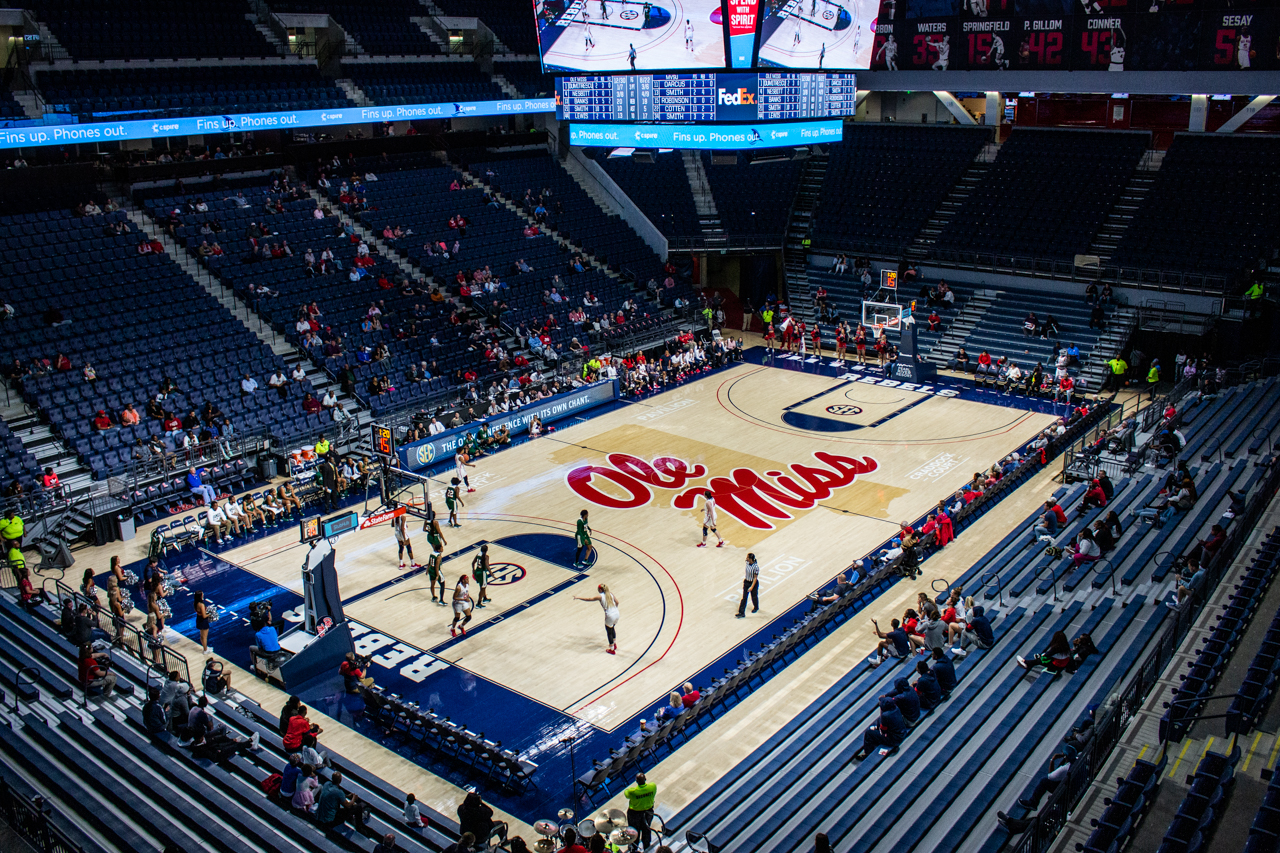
861, 301, 909, 333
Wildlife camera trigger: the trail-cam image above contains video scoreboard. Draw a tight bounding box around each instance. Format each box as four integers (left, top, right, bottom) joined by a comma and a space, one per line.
556, 72, 857, 123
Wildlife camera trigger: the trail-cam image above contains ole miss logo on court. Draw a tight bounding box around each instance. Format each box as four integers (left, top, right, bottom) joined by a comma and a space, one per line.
566, 452, 879, 530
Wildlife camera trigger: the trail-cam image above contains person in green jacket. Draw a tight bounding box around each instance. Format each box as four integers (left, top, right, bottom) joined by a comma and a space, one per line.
1146, 359, 1161, 400
624, 772, 658, 849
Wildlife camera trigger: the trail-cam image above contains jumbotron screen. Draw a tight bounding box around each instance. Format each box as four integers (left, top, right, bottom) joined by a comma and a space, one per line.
757, 0, 880, 69
537, 0, 732, 73
869, 2, 1279, 71
535, 0, 870, 71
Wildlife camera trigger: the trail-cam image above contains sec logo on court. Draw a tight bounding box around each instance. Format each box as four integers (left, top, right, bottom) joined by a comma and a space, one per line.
825, 404, 863, 416
486, 562, 527, 586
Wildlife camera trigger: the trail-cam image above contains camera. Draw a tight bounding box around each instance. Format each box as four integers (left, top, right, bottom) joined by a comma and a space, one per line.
249, 599, 273, 630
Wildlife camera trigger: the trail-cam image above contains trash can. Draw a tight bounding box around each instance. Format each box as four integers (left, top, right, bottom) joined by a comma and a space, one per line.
116, 511, 135, 542
260, 455, 278, 480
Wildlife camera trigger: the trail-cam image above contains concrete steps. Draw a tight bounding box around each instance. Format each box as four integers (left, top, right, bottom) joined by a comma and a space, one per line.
908, 160, 991, 261
334, 78, 373, 107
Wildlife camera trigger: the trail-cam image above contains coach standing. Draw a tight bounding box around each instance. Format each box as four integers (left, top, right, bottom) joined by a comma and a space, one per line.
736, 553, 760, 618
623, 772, 657, 850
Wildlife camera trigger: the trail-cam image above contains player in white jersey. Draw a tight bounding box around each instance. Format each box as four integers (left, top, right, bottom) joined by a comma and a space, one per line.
393, 512, 414, 569
1108, 28, 1125, 71
455, 449, 476, 492
583, 14, 595, 50
930, 35, 950, 70
876, 33, 898, 70
1238, 30, 1253, 69
685, 19, 694, 50
1080, 0, 1103, 13
983, 33, 1008, 68
697, 490, 725, 548
794, 16, 803, 45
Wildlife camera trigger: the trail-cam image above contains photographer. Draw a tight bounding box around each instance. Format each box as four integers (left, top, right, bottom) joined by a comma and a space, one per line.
340, 651, 374, 694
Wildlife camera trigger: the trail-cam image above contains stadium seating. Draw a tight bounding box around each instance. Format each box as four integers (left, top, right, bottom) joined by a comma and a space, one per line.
343, 62, 507, 107
1246, 754, 1280, 853
1155, 746, 1240, 853
702, 152, 803, 239
1077, 752, 1166, 853
493, 60, 553, 97
430, 0, 540, 54
1222, 530, 1280, 737
0, 585, 471, 853
5, 206, 316, 479
673, 376, 1280, 851
597, 151, 701, 238
136, 175, 454, 417
933, 129, 1150, 265
1110, 134, 1280, 287
27, 0, 275, 59
37, 66, 352, 120
937, 284, 1112, 379
810, 124, 992, 257
0, 417, 44, 496
468, 151, 666, 284
271, 0, 442, 55
0, 91, 26, 121
344, 154, 669, 377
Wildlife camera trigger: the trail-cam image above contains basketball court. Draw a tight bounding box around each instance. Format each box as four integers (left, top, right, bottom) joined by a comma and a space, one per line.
148, 350, 1058, 822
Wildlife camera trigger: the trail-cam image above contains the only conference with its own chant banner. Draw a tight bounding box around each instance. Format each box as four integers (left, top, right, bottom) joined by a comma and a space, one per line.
396, 379, 619, 472
0, 97, 557, 149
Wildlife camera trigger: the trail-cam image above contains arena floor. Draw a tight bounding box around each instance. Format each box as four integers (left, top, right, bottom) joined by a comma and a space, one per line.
90, 348, 1071, 825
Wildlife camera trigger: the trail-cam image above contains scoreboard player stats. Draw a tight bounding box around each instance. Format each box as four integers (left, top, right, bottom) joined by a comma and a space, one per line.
556, 71, 857, 122
871, 1, 1280, 71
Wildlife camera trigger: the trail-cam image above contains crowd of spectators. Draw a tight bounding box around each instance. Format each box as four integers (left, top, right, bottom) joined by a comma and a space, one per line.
603, 336, 745, 398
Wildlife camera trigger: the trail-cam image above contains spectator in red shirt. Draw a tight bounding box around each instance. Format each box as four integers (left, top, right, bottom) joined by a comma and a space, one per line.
302, 393, 322, 415
42, 467, 60, 490
681, 682, 700, 708
93, 410, 113, 431
54, 352, 72, 371
1079, 479, 1108, 514
148, 238, 165, 254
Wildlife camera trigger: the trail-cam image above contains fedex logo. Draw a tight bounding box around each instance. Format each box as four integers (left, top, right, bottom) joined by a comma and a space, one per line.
718, 87, 756, 105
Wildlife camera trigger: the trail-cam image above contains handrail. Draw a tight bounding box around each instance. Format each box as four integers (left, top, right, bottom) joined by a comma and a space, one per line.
1036, 564, 1060, 602
1091, 558, 1116, 597
1256, 427, 1275, 458
979, 571, 1003, 606
1094, 558, 1122, 596
49, 576, 191, 687
0, 777, 88, 853
13, 666, 38, 712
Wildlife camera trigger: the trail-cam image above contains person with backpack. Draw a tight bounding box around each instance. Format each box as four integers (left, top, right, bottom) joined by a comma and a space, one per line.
203, 658, 232, 694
